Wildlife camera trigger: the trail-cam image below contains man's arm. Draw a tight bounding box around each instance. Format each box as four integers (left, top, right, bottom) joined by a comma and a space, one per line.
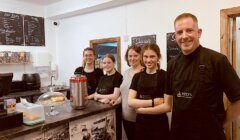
223, 100, 240, 129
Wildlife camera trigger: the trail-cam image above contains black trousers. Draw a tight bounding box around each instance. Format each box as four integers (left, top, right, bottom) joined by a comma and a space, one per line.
123, 119, 136, 140
115, 105, 122, 140
135, 115, 169, 140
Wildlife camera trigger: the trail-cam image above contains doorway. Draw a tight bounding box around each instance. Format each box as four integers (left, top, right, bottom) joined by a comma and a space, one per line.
220, 6, 240, 140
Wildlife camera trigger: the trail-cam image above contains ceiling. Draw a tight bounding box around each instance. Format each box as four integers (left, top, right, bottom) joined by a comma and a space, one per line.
14, 0, 63, 6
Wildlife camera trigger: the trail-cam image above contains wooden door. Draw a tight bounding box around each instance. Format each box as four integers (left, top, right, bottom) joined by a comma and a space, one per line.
220, 6, 240, 140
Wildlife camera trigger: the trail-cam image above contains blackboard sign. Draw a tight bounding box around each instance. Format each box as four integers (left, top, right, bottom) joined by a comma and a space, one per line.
131, 34, 156, 47
0, 11, 24, 45
167, 32, 181, 62
24, 15, 45, 46
0, 11, 45, 46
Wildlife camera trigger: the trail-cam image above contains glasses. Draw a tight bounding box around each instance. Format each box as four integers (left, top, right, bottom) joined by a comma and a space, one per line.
83, 54, 94, 57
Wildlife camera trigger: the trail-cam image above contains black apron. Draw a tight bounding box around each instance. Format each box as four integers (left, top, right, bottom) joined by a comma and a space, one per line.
135, 70, 169, 140
170, 51, 226, 140
97, 73, 122, 140
83, 69, 98, 95
97, 74, 115, 95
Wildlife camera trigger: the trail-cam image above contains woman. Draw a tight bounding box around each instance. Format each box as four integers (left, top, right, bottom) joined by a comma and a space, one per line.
88, 53, 123, 103
111, 45, 144, 140
88, 54, 123, 140
74, 47, 103, 95
128, 43, 172, 140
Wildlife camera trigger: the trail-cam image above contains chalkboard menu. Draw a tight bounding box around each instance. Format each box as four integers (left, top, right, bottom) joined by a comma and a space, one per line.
167, 32, 181, 62
131, 34, 156, 47
0, 11, 45, 46
24, 15, 45, 46
0, 11, 24, 45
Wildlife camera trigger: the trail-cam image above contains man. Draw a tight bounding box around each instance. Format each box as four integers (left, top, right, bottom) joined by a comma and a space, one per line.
167, 13, 240, 140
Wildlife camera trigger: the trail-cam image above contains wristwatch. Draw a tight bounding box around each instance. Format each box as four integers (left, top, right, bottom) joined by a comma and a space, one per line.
152, 98, 154, 107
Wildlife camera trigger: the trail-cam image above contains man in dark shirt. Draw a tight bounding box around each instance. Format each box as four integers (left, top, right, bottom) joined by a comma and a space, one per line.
167, 13, 240, 140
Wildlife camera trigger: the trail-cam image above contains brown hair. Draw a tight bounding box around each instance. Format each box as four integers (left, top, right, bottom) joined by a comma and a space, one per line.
104, 53, 115, 63
125, 45, 143, 66
142, 43, 161, 68
82, 47, 95, 67
83, 47, 95, 56
174, 13, 198, 26
142, 43, 161, 58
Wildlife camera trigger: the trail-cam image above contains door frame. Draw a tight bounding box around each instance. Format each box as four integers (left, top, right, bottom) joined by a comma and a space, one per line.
220, 6, 240, 140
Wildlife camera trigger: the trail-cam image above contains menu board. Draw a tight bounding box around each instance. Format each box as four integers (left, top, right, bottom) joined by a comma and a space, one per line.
0, 11, 45, 46
167, 32, 181, 62
0, 11, 24, 45
24, 15, 45, 46
131, 34, 156, 47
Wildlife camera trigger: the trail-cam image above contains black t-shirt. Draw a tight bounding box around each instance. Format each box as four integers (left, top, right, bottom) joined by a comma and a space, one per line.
97, 71, 123, 95
167, 46, 240, 107
167, 45, 240, 135
130, 69, 166, 99
74, 67, 103, 95
130, 69, 167, 123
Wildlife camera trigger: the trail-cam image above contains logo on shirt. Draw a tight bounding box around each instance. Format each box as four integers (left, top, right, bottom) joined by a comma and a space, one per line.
139, 94, 152, 99
177, 91, 192, 99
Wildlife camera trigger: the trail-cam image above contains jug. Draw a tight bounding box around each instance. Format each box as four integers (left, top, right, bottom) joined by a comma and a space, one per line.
69, 75, 88, 109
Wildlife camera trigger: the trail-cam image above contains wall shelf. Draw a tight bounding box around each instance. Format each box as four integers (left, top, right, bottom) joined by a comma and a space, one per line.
0, 51, 31, 65
0, 62, 32, 65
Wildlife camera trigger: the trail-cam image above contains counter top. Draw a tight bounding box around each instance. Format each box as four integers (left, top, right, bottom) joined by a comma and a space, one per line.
0, 86, 69, 103
0, 100, 116, 139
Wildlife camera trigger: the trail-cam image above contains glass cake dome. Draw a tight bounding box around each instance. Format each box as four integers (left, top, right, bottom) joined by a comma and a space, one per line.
37, 91, 67, 116
37, 91, 67, 106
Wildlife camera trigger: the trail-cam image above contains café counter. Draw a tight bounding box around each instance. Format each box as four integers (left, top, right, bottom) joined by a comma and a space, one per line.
0, 100, 117, 140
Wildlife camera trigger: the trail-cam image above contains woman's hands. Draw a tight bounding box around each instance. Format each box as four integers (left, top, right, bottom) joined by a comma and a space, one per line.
109, 99, 121, 106
87, 93, 101, 101
88, 93, 120, 105
135, 98, 164, 114
98, 98, 110, 104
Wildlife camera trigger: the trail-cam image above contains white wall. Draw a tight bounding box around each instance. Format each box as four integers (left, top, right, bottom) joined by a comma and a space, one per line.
1, 0, 240, 85
55, 0, 240, 85
237, 17, 240, 76
0, 0, 56, 84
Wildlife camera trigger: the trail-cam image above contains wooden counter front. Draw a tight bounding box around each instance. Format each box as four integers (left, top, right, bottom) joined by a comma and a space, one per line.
0, 100, 117, 139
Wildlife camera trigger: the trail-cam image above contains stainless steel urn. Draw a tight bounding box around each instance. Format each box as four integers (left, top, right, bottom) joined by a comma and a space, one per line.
69, 75, 88, 109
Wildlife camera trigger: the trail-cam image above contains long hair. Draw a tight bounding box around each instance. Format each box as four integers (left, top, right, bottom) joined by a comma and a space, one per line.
142, 43, 161, 69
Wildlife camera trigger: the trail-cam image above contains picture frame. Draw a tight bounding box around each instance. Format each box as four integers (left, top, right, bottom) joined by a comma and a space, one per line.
90, 37, 121, 73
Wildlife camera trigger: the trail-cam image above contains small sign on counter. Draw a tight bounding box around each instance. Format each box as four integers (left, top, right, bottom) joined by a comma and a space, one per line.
4, 98, 16, 114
